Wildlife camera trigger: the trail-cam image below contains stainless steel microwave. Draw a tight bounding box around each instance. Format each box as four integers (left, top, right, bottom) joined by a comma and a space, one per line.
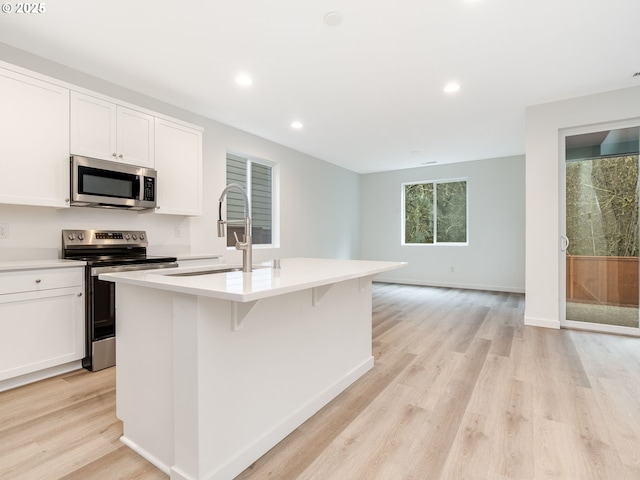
70, 155, 157, 210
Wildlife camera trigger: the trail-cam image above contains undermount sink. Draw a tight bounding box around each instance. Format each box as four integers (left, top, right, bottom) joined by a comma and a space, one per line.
167, 266, 267, 277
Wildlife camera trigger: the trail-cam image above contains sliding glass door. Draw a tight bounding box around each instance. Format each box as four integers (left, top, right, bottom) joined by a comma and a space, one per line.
563, 125, 640, 333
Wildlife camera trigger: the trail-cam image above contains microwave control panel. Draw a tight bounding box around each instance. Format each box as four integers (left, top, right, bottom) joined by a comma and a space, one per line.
143, 176, 155, 201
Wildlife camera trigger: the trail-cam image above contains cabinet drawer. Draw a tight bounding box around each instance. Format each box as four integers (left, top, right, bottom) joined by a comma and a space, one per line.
0, 268, 83, 295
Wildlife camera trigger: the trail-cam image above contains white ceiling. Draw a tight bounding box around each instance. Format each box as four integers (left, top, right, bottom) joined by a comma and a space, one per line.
1, 0, 639, 173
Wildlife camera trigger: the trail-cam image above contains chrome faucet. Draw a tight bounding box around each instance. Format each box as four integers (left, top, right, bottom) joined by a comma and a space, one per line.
217, 183, 252, 272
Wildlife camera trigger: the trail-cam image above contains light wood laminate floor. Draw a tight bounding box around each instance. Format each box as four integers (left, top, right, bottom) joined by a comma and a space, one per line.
2, 283, 640, 479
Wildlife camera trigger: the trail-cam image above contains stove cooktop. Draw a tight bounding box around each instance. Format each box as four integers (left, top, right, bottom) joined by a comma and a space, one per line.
62, 229, 149, 249
71, 254, 177, 266
62, 229, 175, 265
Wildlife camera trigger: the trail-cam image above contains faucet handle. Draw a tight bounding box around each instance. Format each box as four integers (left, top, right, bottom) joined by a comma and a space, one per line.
233, 231, 249, 251
234, 231, 245, 244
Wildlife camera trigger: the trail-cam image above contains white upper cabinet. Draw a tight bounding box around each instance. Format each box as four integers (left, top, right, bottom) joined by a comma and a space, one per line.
70, 91, 155, 168
69, 92, 115, 160
0, 62, 203, 213
154, 118, 203, 216
116, 105, 155, 167
0, 67, 70, 208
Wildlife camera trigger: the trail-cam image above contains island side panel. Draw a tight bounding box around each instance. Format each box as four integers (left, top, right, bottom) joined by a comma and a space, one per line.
180, 277, 375, 480
113, 276, 376, 480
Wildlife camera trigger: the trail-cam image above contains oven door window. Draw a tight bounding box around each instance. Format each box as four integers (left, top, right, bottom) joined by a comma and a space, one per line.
90, 277, 116, 340
78, 165, 140, 200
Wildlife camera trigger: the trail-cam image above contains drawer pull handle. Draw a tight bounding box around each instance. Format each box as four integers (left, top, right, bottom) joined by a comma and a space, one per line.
77, 292, 83, 297
35, 279, 42, 284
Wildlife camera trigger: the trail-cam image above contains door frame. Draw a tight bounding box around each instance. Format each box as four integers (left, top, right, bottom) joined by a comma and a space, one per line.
559, 118, 640, 336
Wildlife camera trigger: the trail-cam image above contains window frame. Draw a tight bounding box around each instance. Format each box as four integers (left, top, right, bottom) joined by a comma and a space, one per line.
401, 177, 469, 246
226, 151, 280, 249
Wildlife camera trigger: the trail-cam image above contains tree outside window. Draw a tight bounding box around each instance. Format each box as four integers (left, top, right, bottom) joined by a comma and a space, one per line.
403, 180, 467, 244
566, 155, 639, 257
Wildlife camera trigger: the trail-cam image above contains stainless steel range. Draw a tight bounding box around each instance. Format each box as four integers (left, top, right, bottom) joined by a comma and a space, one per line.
62, 229, 178, 371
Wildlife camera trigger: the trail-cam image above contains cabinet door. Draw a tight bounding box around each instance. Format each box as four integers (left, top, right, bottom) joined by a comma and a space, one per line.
70, 91, 117, 161
117, 106, 155, 167
0, 286, 84, 381
0, 68, 70, 208
154, 118, 203, 215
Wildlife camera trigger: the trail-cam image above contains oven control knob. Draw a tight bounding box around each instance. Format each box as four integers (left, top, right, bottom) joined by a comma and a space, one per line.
125, 234, 131, 240
78, 233, 85, 241
139, 233, 145, 240
67, 233, 75, 241
132, 234, 138, 240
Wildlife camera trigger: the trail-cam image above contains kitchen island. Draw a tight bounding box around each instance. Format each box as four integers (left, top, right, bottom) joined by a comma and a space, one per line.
100, 257, 406, 480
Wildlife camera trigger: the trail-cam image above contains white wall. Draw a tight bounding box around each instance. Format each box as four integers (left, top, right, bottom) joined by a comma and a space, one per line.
360, 156, 525, 292
189, 120, 360, 262
525, 85, 640, 329
0, 43, 360, 262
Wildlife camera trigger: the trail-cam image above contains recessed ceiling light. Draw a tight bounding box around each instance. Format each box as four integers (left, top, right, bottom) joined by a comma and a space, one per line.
443, 82, 461, 93
421, 161, 438, 165
291, 121, 303, 129
323, 11, 343, 26
235, 73, 253, 86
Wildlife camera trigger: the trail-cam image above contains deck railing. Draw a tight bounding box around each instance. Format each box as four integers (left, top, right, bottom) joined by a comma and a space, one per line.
566, 255, 639, 307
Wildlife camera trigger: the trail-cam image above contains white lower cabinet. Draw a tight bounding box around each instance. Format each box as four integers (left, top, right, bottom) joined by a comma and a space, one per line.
0, 268, 84, 387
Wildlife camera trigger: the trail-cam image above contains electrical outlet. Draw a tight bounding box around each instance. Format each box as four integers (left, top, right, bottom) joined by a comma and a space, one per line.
450, 266, 454, 273
0, 223, 8, 239
174, 227, 182, 238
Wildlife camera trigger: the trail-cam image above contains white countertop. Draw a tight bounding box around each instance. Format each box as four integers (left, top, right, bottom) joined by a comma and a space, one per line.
0, 259, 86, 272
99, 257, 407, 302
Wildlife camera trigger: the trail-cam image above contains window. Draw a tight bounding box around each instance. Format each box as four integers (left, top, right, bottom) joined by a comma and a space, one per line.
226, 152, 277, 247
402, 179, 468, 244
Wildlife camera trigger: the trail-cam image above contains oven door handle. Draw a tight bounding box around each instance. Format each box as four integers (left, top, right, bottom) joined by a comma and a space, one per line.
90, 262, 179, 277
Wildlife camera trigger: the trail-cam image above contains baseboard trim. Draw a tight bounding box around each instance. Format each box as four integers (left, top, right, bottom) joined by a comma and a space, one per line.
524, 315, 560, 329
120, 436, 171, 476
374, 276, 525, 294
0, 360, 82, 392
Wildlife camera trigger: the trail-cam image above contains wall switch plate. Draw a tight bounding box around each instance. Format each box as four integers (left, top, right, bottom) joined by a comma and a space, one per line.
0, 224, 8, 239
